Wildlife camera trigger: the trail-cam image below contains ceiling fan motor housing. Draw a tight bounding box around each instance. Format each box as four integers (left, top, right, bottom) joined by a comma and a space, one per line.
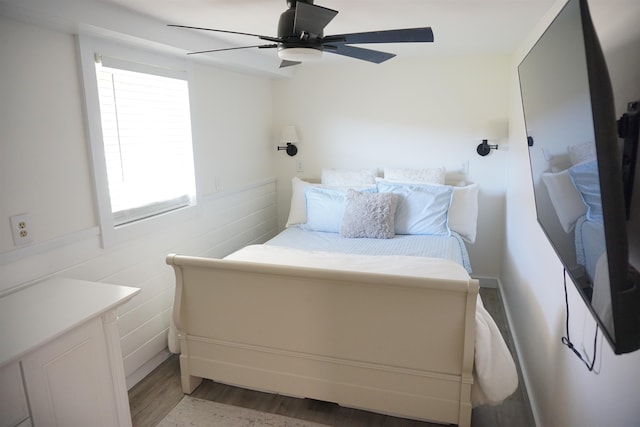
279, 0, 323, 55
286, 0, 314, 10
278, 7, 296, 40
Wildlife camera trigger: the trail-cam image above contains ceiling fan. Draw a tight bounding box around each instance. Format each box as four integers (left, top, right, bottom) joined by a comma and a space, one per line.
169, 0, 434, 68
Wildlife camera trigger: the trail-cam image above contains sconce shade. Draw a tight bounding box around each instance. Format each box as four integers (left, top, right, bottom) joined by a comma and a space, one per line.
281, 125, 299, 143
278, 125, 299, 156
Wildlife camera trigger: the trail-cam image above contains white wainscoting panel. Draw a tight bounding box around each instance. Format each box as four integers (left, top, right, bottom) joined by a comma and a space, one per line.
0, 178, 278, 388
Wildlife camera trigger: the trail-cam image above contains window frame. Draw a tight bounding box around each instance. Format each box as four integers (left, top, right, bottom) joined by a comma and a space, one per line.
77, 34, 198, 248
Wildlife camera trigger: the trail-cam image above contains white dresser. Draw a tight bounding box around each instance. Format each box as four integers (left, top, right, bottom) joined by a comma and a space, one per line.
0, 278, 140, 427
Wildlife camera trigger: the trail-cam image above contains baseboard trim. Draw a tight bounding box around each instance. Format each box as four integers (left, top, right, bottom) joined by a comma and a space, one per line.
472, 275, 500, 288
495, 281, 541, 427
126, 348, 172, 390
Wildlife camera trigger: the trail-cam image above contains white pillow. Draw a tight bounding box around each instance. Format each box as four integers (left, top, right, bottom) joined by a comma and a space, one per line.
542, 169, 588, 233
286, 177, 320, 227
286, 177, 377, 228
383, 167, 446, 185
341, 190, 399, 239
376, 180, 452, 235
321, 168, 378, 186
377, 176, 479, 243
449, 183, 480, 244
568, 141, 596, 166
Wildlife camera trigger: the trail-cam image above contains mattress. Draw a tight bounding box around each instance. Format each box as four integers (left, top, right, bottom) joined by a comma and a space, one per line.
266, 227, 473, 273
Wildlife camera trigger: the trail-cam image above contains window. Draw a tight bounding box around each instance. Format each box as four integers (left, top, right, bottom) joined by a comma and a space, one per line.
95, 57, 196, 226
77, 35, 197, 246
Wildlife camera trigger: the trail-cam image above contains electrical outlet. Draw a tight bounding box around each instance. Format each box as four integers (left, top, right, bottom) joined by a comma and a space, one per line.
10, 213, 32, 246
296, 160, 304, 172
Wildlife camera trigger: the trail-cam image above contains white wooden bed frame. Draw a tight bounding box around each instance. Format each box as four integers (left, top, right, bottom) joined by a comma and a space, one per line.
166, 253, 479, 426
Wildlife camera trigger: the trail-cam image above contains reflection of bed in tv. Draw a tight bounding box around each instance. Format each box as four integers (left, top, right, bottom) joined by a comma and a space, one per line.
575, 215, 613, 333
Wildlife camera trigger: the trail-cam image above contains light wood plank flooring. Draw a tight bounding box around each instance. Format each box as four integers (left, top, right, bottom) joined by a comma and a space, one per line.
129, 288, 535, 427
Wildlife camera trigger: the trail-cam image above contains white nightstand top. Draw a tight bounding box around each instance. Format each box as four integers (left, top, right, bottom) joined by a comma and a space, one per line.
0, 277, 140, 366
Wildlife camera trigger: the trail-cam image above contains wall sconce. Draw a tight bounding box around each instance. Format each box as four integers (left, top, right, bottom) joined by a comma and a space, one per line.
476, 139, 499, 156
476, 119, 508, 157
278, 125, 298, 156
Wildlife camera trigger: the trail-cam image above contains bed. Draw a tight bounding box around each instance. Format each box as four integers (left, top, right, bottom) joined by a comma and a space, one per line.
166, 168, 518, 426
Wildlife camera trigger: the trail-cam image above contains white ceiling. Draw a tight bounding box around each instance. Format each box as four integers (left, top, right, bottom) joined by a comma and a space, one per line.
97, 0, 558, 62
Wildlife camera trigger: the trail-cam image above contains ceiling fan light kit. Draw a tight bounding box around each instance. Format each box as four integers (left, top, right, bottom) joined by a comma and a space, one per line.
277, 47, 323, 62
169, 0, 434, 67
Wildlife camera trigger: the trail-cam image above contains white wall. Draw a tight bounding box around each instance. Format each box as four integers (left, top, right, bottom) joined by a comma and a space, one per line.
0, 15, 278, 387
272, 56, 511, 279
502, 1, 640, 426
10, 2, 640, 421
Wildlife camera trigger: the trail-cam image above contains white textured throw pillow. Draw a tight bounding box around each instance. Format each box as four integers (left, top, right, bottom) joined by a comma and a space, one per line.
321, 168, 378, 186
383, 167, 446, 185
341, 190, 399, 239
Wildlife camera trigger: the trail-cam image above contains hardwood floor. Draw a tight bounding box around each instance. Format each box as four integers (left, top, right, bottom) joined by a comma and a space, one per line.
129, 288, 536, 427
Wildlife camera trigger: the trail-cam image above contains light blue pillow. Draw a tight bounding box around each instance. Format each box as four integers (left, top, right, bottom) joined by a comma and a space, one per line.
569, 160, 603, 223
302, 186, 377, 233
376, 180, 453, 235
302, 187, 346, 232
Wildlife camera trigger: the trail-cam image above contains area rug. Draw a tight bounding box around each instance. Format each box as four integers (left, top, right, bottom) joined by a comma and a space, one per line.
157, 396, 331, 427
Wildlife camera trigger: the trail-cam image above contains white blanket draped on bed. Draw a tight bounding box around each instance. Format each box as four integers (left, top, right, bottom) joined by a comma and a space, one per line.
224, 244, 519, 407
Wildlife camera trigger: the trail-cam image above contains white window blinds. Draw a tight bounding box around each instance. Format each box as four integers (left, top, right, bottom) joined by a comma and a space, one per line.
95, 57, 196, 226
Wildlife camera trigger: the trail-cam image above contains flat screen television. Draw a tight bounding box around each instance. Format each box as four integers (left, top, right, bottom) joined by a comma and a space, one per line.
518, 0, 640, 354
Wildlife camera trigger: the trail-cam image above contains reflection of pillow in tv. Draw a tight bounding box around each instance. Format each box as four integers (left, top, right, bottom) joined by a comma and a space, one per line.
542, 170, 588, 233
569, 160, 603, 223
341, 190, 398, 239
568, 141, 596, 165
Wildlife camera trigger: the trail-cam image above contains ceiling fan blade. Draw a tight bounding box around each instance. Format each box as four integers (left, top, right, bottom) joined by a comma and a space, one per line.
168, 24, 282, 43
323, 44, 396, 64
323, 27, 434, 45
293, 2, 338, 36
279, 60, 302, 68
186, 44, 277, 55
